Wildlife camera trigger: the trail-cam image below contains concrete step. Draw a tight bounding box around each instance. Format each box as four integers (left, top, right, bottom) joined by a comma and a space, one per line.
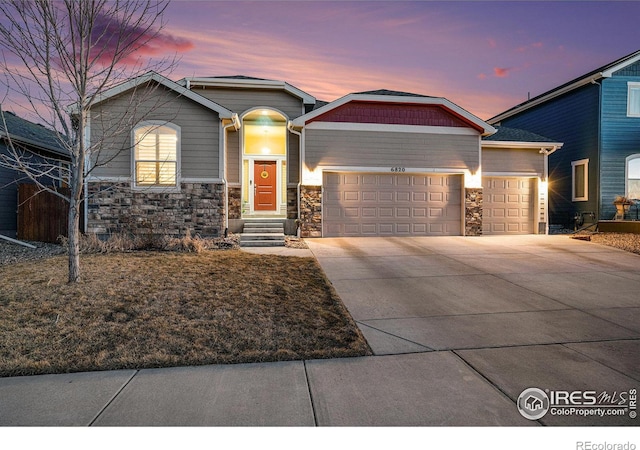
240, 233, 285, 241
242, 227, 284, 234
244, 222, 284, 228
240, 239, 286, 248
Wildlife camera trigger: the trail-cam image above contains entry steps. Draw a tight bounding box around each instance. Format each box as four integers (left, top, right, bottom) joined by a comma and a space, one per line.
239, 219, 285, 247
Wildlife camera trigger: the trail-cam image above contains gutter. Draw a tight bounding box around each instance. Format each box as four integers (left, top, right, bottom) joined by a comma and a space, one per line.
220, 114, 240, 235
287, 121, 302, 237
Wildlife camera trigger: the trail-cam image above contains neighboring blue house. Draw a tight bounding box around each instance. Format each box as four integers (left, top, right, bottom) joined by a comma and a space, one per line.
489, 49, 640, 228
0, 110, 69, 237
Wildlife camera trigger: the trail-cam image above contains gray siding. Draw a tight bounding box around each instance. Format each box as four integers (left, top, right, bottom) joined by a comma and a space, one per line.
482, 147, 544, 174
288, 132, 300, 184
499, 84, 600, 226
226, 129, 240, 183
600, 74, 640, 219
90, 84, 220, 179
191, 87, 304, 119
305, 129, 480, 171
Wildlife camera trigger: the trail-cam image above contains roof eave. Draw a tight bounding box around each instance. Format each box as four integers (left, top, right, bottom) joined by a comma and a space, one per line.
293, 93, 496, 135
489, 74, 604, 124
481, 140, 564, 150
1, 131, 70, 158
88, 72, 235, 119
183, 77, 316, 105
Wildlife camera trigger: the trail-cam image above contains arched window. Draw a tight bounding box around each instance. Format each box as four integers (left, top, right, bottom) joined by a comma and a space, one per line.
627, 154, 640, 199
133, 122, 179, 187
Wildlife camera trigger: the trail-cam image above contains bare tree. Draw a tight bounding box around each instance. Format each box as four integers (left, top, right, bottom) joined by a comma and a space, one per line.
0, 0, 175, 282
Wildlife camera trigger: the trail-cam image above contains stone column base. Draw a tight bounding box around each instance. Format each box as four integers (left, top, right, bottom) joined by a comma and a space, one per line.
465, 188, 483, 236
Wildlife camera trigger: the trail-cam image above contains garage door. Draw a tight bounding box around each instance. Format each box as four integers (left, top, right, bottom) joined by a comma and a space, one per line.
483, 177, 534, 234
323, 172, 461, 237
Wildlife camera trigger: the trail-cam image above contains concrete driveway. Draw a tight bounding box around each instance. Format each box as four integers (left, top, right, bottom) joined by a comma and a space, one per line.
306, 235, 640, 426
1, 235, 637, 427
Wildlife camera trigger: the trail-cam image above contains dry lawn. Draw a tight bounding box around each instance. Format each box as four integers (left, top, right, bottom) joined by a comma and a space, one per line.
0, 251, 371, 377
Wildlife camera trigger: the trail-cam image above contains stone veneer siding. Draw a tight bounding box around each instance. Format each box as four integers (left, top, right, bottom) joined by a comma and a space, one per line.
299, 185, 322, 237
87, 182, 225, 237
228, 186, 241, 220
464, 188, 483, 236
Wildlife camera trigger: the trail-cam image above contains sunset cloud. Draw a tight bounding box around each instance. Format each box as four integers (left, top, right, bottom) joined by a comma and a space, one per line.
89, 13, 194, 65
493, 67, 512, 78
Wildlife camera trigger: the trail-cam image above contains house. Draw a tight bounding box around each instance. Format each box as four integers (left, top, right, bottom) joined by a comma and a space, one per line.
489, 49, 640, 228
85, 72, 562, 242
0, 110, 69, 238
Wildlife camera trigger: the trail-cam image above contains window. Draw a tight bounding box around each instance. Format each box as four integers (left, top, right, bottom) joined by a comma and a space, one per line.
571, 159, 589, 201
133, 123, 179, 187
628, 82, 640, 117
627, 154, 640, 199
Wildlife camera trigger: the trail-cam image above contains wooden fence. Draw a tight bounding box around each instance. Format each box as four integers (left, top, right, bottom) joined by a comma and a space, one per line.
17, 184, 82, 243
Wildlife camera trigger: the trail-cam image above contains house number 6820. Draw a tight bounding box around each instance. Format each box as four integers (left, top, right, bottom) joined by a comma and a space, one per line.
391, 167, 406, 172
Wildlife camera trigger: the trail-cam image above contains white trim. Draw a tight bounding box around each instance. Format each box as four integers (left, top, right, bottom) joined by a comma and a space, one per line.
481, 141, 564, 150
292, 93, 496, 136
602, 52, 640, 77
318, 166, 467, 175
571, 158, 589, 202
86, 72, 235, 118
627, 82, 640, 117
625, 153, 640, 199
305, 121, 479, 136
483, 172, 542, 178
181, 77, 316, 105
181, 178, 224, 184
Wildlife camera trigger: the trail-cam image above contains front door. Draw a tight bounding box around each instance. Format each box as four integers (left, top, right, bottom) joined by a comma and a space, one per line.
254, 160, 277, 211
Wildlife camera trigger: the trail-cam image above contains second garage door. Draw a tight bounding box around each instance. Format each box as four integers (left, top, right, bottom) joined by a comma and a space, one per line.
483, 177, 535, 234
323, 172, 462, 237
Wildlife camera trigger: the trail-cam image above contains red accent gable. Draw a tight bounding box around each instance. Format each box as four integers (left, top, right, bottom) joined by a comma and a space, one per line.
308, 101, 476, 129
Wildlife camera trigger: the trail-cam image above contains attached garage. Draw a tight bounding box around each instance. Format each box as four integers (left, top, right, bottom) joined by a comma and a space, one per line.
483, 177, 535, 234
323, 172, 462, 237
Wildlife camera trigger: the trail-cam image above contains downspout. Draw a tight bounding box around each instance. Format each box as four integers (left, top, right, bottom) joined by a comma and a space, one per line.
591, 79, 602, 220
287, 121, 302, 237
221, 114, 240, 236
540, 146, 558, 234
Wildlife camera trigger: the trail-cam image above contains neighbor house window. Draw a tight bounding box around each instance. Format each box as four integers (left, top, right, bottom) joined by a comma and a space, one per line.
572, 159, 589, 201
133, 123, 179, 187
627, 154, 640, 199
628, 82, 640, 117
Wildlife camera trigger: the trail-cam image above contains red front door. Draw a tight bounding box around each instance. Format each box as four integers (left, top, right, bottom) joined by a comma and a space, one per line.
254, 160, 277, 211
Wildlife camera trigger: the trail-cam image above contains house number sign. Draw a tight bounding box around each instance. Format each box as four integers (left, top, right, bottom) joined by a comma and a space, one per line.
390, 167, 406, 172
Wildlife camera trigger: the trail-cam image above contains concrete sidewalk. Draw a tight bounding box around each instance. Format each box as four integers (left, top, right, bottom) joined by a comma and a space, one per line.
0, 235, 638, 426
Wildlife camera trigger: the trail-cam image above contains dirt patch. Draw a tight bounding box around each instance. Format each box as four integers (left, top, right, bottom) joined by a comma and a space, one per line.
0, 251, 370, 377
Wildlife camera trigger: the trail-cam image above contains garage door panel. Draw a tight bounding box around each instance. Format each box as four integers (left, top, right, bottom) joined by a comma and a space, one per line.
323, 172, 461, 237
483, 177, 534, 235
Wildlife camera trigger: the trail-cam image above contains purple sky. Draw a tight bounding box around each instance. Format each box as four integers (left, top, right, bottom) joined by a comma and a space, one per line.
157, 1, 640, 119
2, 1, 639, 122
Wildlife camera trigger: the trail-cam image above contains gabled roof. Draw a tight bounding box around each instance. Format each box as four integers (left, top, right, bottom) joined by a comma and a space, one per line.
293, 91, 496, 136
179, 76, 317, 106
353, 89, 435, 98
489, 49, 640, 123
88, 71, 236, 120
481, 126, 563, 152
0, 110, 69, 157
